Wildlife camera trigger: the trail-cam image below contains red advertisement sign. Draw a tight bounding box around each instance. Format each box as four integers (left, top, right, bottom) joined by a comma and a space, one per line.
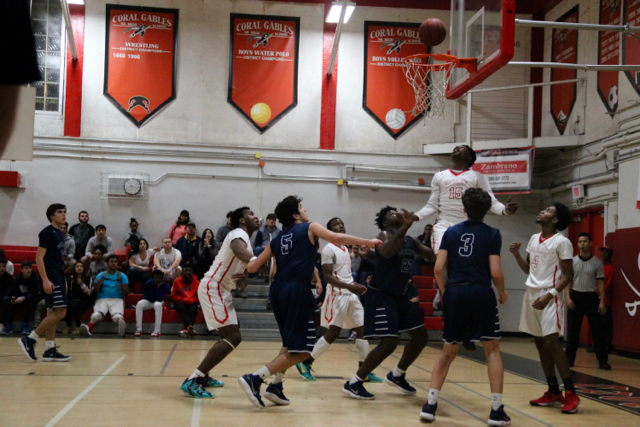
363, 21, 429, 139
228, 14, 299, 134
550, 6, 579, 135
623, 0, 640, 96
104, 5, 178, 127
471, 147, 534, 194
598, 0, 621, 116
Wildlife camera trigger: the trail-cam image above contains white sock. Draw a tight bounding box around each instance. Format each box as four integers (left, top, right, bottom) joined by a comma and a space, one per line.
428, 388, 439, 405
253, 366, 271, 379
188, 369, 205, 380
491, 393, 503, 411
45, 341, 55, 350
349, 374, 364, 385
392, 366, 406, 377
272, 372, 284, 384
28, 331, 38, 340
355, 338, 369, 362
311, 336, 331, 360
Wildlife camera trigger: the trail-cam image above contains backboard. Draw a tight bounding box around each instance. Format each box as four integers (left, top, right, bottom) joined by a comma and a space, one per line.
447, 0, 515, 100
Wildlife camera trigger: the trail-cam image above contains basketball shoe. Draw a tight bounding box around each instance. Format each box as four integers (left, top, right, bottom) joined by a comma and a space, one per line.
420, 402, 437, 422
488, 404, 511, 426
343, 380, 375, 400
264, 382, 290, 406
529, 391, 565, 406
181, 378, 214, 398
384, 371, 417, 395
238, 374, 265, 409
561, 391, 580, 414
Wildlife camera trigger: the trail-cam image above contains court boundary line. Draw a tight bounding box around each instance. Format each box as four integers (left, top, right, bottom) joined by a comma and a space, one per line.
191, 341, 207, 427
160, 344, 178, 374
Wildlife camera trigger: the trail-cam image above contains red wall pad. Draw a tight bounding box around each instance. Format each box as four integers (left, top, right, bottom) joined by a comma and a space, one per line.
63, 4, 85, 137
0, 171, 20, 187
320, 21, 338, 150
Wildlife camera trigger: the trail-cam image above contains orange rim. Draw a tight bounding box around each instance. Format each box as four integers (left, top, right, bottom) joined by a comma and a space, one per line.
403, 53, 476, 73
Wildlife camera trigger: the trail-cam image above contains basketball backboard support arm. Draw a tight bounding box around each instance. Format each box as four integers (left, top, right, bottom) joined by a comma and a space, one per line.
515, 19, 640, 35
508, 62, 640, 71
327, 0, 349, 77
61, 0, 78, 60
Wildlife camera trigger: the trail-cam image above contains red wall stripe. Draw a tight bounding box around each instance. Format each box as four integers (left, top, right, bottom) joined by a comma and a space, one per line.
63, 4, 85, 138
320, 20, 338, 151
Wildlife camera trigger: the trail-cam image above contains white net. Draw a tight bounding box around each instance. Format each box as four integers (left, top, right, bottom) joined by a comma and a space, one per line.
403, 56, 456, 119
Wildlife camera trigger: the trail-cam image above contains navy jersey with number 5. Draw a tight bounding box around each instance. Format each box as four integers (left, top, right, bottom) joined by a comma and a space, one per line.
440, 221, 501, 287
370, 236, 416, 296
270, 222, 317, 284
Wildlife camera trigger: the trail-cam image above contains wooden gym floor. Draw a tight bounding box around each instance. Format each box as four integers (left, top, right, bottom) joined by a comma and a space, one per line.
0, 336, 639, 426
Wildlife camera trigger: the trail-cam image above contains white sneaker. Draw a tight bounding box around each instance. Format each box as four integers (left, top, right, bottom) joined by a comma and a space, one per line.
80, 324, 91, 337
348, 331, 357, 341
118, 319, 126, 337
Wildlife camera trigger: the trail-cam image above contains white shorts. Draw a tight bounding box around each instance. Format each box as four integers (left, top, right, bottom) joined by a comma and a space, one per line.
519, 287, 565, 337
320, 292, 364, 330
198, 278, 237, 331
432, 220, 458, 253
93, 298, 124, 319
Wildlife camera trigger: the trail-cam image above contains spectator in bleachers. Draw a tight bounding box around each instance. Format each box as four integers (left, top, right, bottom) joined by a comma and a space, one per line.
356, 245, 376, 284
135, 270, 171, 338
196, 228, 217, 279
80, 255, 129, 337
412, 224, 433, 277
168, 210, 190, 245
88, 245, 108, 287
170, 265, 200, 338
215, 211, 233, 247
125, 218, 143, 248
68, 211, 95, 262
64, 261, 93, 334
349, 245, 361, 283
61, 222, 76, 275
155, 238, 182, 281
128, 238, 155, 289
254, 213, 280, 256
176, 221, 203, 269
0, 259, 13, 304
82, 224, 114, 270
1, 261, 41, 335
0, 249, 14, 275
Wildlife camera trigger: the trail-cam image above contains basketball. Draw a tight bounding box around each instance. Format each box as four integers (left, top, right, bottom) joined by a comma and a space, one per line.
251, 102, 272, 124
385, 108, 406, 130
419, 18, 446, 47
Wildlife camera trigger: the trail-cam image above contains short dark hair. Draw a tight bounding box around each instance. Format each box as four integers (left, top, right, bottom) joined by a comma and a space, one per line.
266, 213, 276, 220
21, 260, 32, 268
462, 188, 491, 221
326, 217, 341, 229
462, 145, 477, 167
96, 224, 106, 231
553, 202, 572, 231
46, 203, 66, 222
152, 269, 164, 278
0, 249, 7, 257
578, 232, 592, 241
226, 211, 233, 219
106, 254, 119, 264
93, 244, 107, 254
0, 259, 6, 266
375, 206, 396, 230
230, 206, 250, 229
182, 265, 193, 274
275, 195, 302, 228
78, 210, 88, 216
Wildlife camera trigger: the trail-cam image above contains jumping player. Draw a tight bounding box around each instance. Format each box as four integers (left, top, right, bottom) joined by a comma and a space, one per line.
238, 195, 381, 409
295, 217, 382, 383
19, 204, 71, 361
419, 189, 510, 425
343, 206, 434, 400
180, 206, 259, 398
510, 203, 580, 414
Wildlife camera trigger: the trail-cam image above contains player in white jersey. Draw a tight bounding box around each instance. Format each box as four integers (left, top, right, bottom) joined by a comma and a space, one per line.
413, 145, 518, 253
510, 203, 580, 414
180, 206, 259, 399
295, 217, 382, 383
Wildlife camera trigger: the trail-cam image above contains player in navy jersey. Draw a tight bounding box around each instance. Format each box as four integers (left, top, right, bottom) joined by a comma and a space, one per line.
238, 195, 381, 409
420, 188, 510, 425
19, 204, 71, 362
343, 206, 434, 401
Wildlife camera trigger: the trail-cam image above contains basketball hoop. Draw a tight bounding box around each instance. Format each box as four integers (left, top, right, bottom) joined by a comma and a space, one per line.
402, 53, 475, 119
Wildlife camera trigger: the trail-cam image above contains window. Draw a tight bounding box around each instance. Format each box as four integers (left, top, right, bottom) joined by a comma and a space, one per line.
30, 0, 66, 113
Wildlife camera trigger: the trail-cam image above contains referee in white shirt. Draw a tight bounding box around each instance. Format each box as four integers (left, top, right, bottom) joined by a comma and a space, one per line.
565, 232, 610, 370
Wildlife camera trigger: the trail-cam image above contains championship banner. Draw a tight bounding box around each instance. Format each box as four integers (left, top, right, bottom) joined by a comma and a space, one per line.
471, 147, 534, 194
228, 14, 300, 133
363, 21, 429, 139
623, 0, 640, 97
598, 0, 621, 116
104, 5, 178, 127
551, 6, 579, 135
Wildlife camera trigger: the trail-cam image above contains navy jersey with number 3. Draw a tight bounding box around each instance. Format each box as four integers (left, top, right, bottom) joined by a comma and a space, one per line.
270, 222, 317, 284
440, 221, 502, 287
370, 236, 416, 296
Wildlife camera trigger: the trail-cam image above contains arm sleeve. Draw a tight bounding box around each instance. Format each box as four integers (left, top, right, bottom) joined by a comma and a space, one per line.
121, 274, 129, 285
173, 249, 182, 259
85, 237, 95, 257
168, 224, 176, 239
596, 259, 605, 280
38, 228, 51, 249
321, 245, 336, 265
414, 173, 440, 221
557, 239, 574, 260
525, 235, 535, 254
477, 172, 507, 216
490, 230, 503, 256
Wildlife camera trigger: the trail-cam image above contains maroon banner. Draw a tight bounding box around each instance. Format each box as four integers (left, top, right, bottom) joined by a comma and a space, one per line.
550, 6, 579, 135
363, 21, 428, 139
598, 0, 621, 116
228, 14, 299, 134
608, 227, 640, 354
623, 0, 640, 97
104, 5, 178, 127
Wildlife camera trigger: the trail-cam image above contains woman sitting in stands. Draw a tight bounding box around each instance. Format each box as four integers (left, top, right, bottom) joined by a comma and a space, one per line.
64, 261, 94, 334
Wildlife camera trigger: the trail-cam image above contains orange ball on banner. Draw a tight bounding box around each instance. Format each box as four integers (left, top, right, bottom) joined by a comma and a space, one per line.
251, 103, 272, 125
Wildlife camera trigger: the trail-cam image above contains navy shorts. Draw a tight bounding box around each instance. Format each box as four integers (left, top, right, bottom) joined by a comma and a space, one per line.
442, 284, 500, 344
363, 287, 424, 338
270, 280, 317, 353
45, 271, 67, 309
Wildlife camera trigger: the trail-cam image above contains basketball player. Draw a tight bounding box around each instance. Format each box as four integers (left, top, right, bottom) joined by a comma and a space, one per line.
510, 203, 580, 414
295, 217, 382, 383
419, 189, 510, 425
180, 206, 259, 398
343, 206, 434, 400
19, 204, 71, 361
238, 195, 381, 409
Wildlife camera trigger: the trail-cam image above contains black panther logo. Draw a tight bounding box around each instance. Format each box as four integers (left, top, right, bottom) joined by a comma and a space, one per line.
124, 24, 150, 38
127, 95, 150, 113
247, 32, 273, 47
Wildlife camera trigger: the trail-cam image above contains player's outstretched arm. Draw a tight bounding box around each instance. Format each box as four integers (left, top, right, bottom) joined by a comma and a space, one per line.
509, 242, 529, 274
413, 174, 440, 221
489, 255, 508, 304
308, 222, 381, 248
321, 263, 366, 295
378, 209, 414, 259
413, 237, 436, 262
433, 250, 448, 294
247, 244, 272, 273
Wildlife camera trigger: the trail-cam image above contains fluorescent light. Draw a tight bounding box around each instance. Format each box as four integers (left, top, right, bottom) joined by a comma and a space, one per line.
67, 0, 85, 4
326, 2, 356, 24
